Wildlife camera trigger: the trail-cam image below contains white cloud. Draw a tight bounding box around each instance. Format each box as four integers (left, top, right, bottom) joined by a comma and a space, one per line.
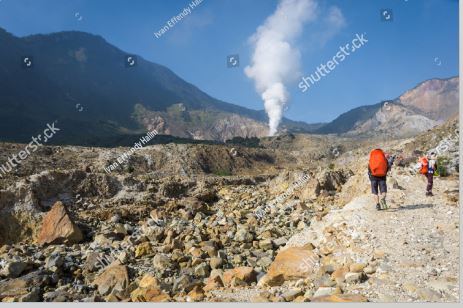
317, 6, 346, 46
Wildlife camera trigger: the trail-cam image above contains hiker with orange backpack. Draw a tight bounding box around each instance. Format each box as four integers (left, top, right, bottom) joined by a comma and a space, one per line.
419, 152, 437, 196
368, 149, 394, 210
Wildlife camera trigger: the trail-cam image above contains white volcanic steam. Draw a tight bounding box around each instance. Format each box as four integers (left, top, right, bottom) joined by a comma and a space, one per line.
245, 0, 317, 136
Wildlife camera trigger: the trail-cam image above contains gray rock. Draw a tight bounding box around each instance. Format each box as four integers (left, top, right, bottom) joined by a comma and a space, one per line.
83, 252, 104, 272
417, 288, 442, 301
232, 255, 243, 264
209, 257, 223, 269
43, 289, 69, 302
0, 270, 50, 300
257, 256, 273, 269
45, 254, 64, 271
0, 261, 28, 278
217, 250, 227, 259
303, 289, 314, 299
234, 227, 254, 242
272, 237, 287, 247
110, 214, 121, 224
363, 265, 376, 274
313, 287, 338, 298
259, 239, 273, 250
345, 272, 364, 284
282, 288, 303, 301
173, 274, 197, 293
116, 251, 129, 264
194, 263, 210, 277
19, 287, 41, 302
152, 254, 171, 270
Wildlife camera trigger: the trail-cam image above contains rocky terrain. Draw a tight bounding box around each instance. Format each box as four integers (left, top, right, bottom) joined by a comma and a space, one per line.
0, 118, 459, 302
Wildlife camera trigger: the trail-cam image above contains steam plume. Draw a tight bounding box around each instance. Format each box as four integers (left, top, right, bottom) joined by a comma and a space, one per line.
245, 0, 317, 136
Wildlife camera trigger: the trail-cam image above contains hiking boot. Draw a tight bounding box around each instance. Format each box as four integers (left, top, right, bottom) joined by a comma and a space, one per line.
376, 203, 381, 211
426, 191, 434, 197
380, 198, 387, 209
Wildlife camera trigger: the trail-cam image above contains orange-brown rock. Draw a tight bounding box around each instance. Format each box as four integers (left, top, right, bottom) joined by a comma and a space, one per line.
311, 294, 368, 302
138, 274, 160, 289
250, 291, 272, 302
135, 242, 152, 258
258, 247, 319, 287
223, 267, 257, 287
373, 249, 386, 259
349, 263, 367, 273
331, 266, 349, 284
93, 265, 129, 296
37, 201, 83, 245
204, 274, 224, 291
187, 285, 205, 302
130, 274, 171, 302
131, 288, 171, 302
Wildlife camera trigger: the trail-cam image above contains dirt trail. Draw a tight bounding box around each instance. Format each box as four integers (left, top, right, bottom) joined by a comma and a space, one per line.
286, 170, 459, 302
354, 172, 459, 302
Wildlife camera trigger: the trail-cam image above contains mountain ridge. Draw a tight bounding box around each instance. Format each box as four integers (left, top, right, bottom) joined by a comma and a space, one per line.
0, 27, 458, 144
0, 27, 316, 145
316, 76, 459, 137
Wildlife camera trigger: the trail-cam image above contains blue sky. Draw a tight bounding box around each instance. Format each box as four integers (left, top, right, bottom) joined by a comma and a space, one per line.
0, 0, 459, 123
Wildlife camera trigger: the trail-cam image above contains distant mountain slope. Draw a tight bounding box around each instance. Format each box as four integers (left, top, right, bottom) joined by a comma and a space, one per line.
399, 77, 459, 121
316, 104, 381, 134
0, 27, 457, 144
0, 28, 314, 145
316, 77, 459, 137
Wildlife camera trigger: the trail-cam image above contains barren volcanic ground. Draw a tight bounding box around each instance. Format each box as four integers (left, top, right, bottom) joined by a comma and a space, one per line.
0, 120, 459, 302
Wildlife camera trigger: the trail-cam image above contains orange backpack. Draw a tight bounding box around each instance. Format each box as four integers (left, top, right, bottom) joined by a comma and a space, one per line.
419, 156, 428, 174
369, 149, 388, 177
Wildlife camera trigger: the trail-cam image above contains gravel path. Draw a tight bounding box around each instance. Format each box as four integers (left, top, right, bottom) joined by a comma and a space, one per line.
347, 173, 460, 302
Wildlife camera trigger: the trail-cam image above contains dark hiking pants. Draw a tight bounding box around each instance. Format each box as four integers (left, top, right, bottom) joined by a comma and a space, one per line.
426, 173, 433, 193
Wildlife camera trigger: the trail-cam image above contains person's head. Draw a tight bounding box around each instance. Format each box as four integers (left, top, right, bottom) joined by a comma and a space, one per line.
428, 151, 437, 160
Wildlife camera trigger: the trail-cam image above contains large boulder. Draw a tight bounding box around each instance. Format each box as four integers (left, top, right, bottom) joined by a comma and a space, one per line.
0, 261, 28, 278
37, 201, 83, 245
258, 246, 319, 287
0, 270, 50, 302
